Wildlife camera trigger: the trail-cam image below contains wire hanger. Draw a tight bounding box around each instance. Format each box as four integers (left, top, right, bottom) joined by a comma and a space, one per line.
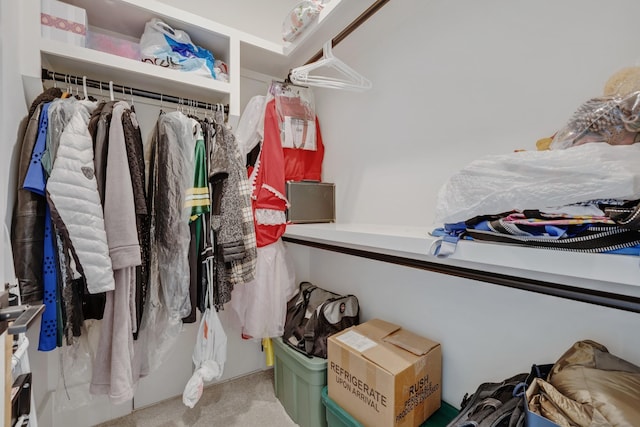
289, 40, 372, 92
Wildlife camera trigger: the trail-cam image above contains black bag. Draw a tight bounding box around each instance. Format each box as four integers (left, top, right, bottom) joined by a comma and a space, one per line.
446, 372, 529, 427
283, 281, 359, 358
447, 365, 552, 427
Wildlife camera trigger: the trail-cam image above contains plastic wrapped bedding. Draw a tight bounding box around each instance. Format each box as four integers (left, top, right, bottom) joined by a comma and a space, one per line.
434, 143, 640, 224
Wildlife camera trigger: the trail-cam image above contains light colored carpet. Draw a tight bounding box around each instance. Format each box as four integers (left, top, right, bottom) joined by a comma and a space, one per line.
95, 369, 299, 427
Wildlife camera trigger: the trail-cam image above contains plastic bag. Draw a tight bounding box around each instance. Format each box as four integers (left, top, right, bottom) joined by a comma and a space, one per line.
271, 81, 317, 151
54, 319, 101, 412
550, 91, 640, 150
282, 0, 324, 42
140, 18, 216, 79
182, 304, 227, 408
434, 142, 640, 224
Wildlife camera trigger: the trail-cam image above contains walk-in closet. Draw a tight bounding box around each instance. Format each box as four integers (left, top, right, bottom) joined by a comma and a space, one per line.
3, 1, 640, 426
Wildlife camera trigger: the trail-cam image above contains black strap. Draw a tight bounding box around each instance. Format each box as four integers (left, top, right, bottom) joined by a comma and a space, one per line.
465, 226, 640, 253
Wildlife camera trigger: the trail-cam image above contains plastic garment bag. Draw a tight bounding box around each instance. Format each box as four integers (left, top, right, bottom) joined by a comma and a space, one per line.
271, 81, 317, 151
136, 111, 195, 375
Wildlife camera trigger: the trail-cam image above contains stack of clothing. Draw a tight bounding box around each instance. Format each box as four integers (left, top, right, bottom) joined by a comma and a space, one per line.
432, 142, 640, 256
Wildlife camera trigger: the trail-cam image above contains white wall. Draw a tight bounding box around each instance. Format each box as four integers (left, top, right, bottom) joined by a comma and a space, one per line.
314, 0, 640, 227
287, 243, 640, 407
295, 0, 640, 407
2, 1, 30, 423
2, 0, 29, 268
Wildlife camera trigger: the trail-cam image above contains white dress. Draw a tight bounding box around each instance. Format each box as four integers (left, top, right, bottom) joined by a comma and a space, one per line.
230, 238, 297, 339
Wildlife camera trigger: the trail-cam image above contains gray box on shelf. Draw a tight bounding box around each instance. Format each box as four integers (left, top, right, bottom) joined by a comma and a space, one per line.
286, 181, 335, 224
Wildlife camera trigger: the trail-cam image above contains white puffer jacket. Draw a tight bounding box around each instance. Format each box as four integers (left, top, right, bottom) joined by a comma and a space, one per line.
47, 100, 115, 294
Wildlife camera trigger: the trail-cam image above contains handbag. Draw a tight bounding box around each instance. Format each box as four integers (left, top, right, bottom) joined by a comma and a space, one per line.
283, 281, 359, 358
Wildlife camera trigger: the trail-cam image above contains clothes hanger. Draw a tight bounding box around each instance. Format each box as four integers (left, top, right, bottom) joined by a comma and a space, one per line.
82, 76, 88, 100
128, 87, 136, 112
108, 81, 114, 101
290, 40, 372, 92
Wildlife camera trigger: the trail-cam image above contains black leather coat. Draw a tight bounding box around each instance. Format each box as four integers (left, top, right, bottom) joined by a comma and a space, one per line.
11, 87, 62, 302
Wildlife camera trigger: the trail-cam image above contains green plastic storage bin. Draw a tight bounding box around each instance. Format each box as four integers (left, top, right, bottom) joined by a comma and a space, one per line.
273, 337, 328, 427
321, 386, 459, 427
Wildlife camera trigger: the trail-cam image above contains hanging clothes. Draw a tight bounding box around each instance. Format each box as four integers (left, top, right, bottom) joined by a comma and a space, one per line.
235, 95, 267, 157
11, 87, 63, 303
22, 102, 59, 351
250, 98, 325, 247
209, 110, 257, 309
122, 109, 150, 336
91, 101, 142, 403
231, 238, 296, 339
88, 100, 116, 205
183, 119, 210, 324
46, 99, 115, 295
43, 97, 79, 176
138, 110, 195, 372
249, 101, 288, 248
46, 97, 97, 344
83, 100, 118, 323
44, 97, 88, 347
233, 86, 324, 340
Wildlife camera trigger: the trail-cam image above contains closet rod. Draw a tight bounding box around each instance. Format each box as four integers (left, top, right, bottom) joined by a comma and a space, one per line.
304, 0, 391, 65
282, 237, 640, 314
41, 68, 228, 113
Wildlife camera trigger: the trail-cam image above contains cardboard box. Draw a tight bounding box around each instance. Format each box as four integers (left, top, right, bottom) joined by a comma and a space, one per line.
328, 319, 441, 427
41, 0, 87, 47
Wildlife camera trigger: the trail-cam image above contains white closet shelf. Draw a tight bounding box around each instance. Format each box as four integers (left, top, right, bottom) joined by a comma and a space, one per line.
64, 0, 233, 59
284, 223, 640, 302
41, 39, 231, 103
240, 0, 382, 78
